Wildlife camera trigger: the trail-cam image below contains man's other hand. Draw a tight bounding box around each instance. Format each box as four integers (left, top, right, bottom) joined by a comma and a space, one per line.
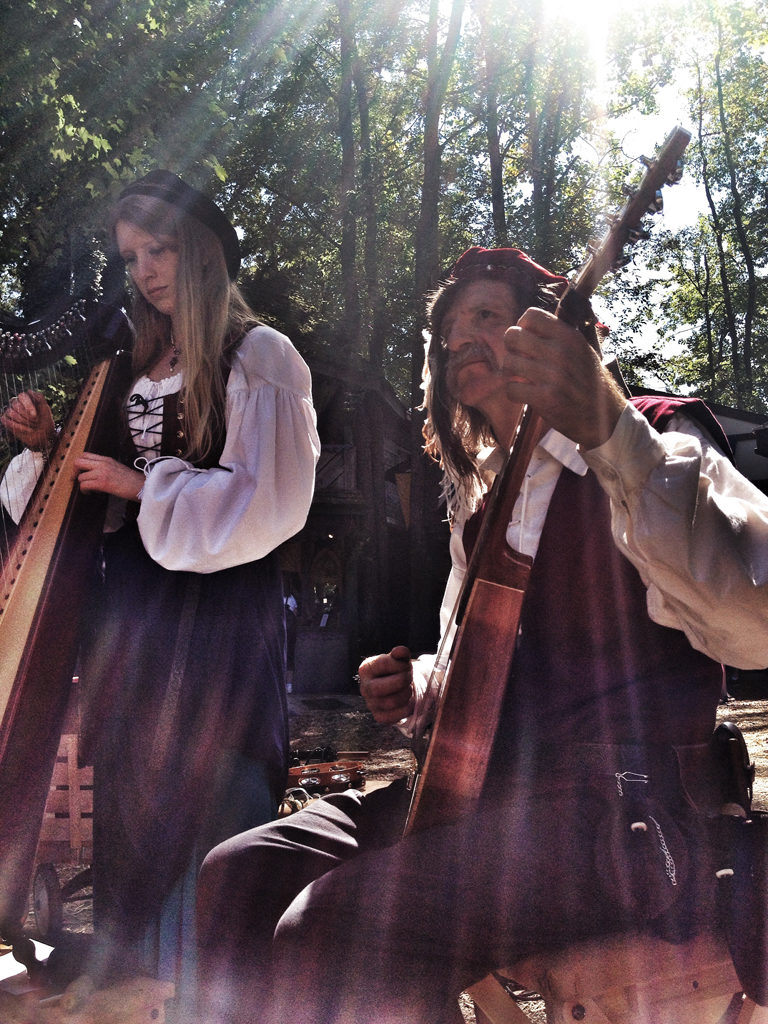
358, 646, 414, 725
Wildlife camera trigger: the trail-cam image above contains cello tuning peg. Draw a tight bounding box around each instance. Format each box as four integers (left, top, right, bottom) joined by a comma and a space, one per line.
627, 226, 651, 244
639, 154, 653, 169
621, 183, 635, 197
611, 252, 633, 272
667, 158, 685, 185
647, 190, 663, 214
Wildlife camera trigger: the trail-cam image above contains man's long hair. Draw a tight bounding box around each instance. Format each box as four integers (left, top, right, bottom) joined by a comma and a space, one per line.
111, 194, 259, 464
422, 267, 598, 518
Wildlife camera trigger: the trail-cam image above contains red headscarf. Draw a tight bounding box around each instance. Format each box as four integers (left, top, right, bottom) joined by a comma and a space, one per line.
448, 246, 608, 337
449, 246, 569, 290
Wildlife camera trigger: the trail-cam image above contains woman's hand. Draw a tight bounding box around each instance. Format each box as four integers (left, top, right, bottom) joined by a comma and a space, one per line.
358, 645, 414, 725
1, 391, 57, 451
74, 453, 145, 501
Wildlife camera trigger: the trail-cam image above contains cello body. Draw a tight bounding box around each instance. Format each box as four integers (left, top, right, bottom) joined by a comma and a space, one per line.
404, 128, 691, 836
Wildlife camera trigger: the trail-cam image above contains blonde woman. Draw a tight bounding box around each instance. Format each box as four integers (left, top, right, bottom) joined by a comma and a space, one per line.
6, 171, 319, 1001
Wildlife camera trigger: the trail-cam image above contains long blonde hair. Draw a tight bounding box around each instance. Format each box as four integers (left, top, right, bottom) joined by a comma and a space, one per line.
111, 193, 259, 463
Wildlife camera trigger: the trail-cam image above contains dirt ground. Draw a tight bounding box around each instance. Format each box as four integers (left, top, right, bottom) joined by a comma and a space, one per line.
287, 683, 768, 808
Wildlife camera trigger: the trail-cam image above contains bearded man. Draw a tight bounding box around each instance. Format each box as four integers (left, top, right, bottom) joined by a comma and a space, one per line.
196, 247, 768, 1024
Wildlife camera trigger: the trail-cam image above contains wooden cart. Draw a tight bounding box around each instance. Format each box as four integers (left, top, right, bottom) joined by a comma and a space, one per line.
31, 732, 93, 942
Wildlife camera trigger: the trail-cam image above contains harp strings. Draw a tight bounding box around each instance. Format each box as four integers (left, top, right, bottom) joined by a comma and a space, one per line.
0, 300, 103, 552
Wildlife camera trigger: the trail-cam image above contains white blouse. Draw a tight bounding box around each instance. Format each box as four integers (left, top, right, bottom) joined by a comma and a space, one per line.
127, 369, 183, 459
135, 325, 319, 573
0, 325, 320, 576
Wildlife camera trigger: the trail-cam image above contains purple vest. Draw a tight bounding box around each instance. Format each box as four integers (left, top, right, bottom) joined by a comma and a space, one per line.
464, 398, 726, 777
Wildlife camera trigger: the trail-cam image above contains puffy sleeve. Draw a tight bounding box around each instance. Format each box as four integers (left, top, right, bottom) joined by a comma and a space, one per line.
136, 326, 320, 572
582, 402, 768, 670
0, 448, 46, 523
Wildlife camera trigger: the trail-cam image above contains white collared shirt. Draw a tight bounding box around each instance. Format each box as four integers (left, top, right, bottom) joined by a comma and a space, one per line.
1, 325, 321, 575
409, 402, 768, 730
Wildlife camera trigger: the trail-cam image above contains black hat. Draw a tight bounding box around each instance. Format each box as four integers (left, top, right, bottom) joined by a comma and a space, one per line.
119, 170, 241, 279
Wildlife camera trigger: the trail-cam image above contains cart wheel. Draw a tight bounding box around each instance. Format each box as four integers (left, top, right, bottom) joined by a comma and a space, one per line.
32, 863, 63, 940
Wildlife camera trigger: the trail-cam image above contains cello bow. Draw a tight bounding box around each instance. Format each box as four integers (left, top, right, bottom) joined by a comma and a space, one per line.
404, 126, 692, 835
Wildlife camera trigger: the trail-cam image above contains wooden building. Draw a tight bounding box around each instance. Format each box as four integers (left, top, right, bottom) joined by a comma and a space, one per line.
279, 351, 449, 694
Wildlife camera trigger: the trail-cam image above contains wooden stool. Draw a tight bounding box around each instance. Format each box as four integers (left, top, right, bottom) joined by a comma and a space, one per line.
467, 930, 768, 1024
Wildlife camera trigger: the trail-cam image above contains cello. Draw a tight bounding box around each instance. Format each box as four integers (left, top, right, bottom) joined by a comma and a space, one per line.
405, 126, 692, 835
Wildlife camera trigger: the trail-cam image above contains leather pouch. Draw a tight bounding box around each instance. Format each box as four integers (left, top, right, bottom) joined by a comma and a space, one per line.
597, 800, 690, 922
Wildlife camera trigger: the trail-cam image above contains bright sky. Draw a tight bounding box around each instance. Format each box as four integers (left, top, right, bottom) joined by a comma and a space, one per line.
539, 0, 703, 230
527, 0, 710, 375
613, 95, 704, 234
553, 0, 702, 364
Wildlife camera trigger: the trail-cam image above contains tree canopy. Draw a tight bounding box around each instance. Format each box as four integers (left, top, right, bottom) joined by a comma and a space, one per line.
1, 0, 766, 415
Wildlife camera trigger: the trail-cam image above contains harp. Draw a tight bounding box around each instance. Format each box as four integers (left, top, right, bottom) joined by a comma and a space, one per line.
0, 296, 132, 941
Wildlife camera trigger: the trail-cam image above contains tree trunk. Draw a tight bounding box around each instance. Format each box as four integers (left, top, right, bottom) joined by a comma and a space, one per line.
476, 0, 507, 246
409, 0, 465, 650
354, 37, 391, 652
696, 65, 744, 405
337, 0, 362, 349
714, 24, 755, 396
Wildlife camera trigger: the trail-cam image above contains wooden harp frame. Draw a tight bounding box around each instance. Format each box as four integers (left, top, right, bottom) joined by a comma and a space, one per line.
0, 301, 131, 935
